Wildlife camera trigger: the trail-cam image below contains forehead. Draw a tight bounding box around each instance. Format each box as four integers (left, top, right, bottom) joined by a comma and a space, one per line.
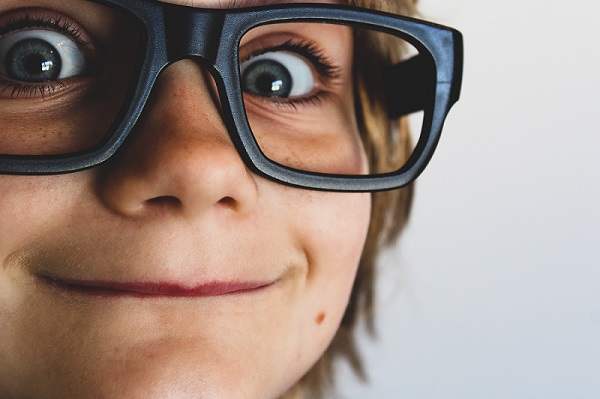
156, 0, 341, 8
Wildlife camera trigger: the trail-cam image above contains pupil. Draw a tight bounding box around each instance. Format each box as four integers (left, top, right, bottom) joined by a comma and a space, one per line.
256, 74, 277, 94
24, 54, 47, 75
243, 59, 292, 98
5, 38, 62, 82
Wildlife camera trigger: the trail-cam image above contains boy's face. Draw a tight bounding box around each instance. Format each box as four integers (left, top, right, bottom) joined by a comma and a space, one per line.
0, 0, 371, 398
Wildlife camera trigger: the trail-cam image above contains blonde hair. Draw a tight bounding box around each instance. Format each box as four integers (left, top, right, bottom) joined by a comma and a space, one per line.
280, 1, 418, 397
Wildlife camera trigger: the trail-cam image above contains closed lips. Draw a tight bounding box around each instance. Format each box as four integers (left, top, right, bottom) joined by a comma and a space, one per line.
36, 273, 277, 297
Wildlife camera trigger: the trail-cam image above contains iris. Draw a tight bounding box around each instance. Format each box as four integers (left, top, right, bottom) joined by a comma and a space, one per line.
242, 59, 292, 98
5, 38, 62, 82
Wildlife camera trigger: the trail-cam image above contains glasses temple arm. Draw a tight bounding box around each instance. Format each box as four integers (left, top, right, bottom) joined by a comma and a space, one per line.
383, 54, 436, 119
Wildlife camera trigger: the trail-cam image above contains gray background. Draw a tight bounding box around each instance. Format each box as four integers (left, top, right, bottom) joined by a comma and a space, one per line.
336, 0, 600, 397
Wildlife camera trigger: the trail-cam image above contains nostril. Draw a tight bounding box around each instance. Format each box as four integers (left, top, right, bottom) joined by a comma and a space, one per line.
219, 196, 236, 208
146, 196, 182, 209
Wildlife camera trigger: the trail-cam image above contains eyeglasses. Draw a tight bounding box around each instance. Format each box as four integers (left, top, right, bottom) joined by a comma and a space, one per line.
0, 0, 463, 192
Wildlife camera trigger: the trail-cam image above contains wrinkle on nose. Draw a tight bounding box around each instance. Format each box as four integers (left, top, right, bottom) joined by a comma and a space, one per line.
95, 59, 258, 220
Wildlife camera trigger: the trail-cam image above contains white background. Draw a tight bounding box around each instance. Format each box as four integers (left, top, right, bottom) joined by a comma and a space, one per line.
336, 0, 600, 397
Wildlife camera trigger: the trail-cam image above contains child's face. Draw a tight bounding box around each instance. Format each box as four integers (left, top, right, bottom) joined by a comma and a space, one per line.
0, 0, 371, 398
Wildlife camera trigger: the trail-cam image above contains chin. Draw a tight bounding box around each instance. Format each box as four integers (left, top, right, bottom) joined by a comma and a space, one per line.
68, 369, 248, 399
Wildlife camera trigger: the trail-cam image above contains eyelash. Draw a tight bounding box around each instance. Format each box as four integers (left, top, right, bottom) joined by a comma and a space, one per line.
0, 14, 342, 108
0, 14, 88, 45
240, 38, 343, 111
0, 14, 93, 99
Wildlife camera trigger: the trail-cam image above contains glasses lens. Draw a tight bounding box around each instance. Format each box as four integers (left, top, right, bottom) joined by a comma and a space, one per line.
0, 1, 146, 156
239, 22, 434, 176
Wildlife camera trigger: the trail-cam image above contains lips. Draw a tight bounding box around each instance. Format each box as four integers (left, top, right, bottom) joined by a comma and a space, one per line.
36, 273, 276, 298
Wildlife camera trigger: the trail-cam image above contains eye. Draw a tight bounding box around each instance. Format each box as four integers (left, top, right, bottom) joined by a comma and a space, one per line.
240, 51, 316, 99
0, 29, 87, 83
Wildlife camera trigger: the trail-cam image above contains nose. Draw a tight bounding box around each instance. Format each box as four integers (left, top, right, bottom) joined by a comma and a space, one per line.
96, 59, 258, 219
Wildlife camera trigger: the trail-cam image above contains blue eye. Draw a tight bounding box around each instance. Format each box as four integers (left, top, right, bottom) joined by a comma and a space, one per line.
0, 29, 88, 83
240, 50, 316, 99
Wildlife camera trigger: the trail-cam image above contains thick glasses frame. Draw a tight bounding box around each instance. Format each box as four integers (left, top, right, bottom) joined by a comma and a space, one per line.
0, 0, 463, 192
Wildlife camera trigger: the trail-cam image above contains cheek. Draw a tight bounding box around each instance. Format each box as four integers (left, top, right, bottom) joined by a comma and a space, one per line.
299, 190, 372, 279
281, 188, 372, 383
0, 175, 86, 266
0, 175, 86, 394
311, 191, 371, 318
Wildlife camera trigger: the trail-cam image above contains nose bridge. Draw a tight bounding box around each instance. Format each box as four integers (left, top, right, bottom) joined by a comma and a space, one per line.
163, 5, 225, 64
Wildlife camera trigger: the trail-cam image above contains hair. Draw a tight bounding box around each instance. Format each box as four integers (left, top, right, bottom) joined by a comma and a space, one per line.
280, 1, 418, 398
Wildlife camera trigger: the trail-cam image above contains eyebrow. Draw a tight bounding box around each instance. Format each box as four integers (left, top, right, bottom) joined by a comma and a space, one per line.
161, 0, 304, 6
223, 0, 292, 5
159, 0, 337, 7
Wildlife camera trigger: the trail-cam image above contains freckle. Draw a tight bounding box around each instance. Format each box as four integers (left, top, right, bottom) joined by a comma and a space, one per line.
315, 312, 326, 325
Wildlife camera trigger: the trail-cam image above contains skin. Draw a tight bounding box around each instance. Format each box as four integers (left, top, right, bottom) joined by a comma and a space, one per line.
0, 0, 371, 398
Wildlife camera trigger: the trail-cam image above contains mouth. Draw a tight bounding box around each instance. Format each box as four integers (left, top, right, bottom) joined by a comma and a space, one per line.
35, 273, 278, 298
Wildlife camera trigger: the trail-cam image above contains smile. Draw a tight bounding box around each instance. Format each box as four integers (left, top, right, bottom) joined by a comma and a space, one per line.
35, 273, 277, 298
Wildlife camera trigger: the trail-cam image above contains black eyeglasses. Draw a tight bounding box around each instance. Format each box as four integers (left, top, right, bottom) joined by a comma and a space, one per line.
0, 0, 463, 192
